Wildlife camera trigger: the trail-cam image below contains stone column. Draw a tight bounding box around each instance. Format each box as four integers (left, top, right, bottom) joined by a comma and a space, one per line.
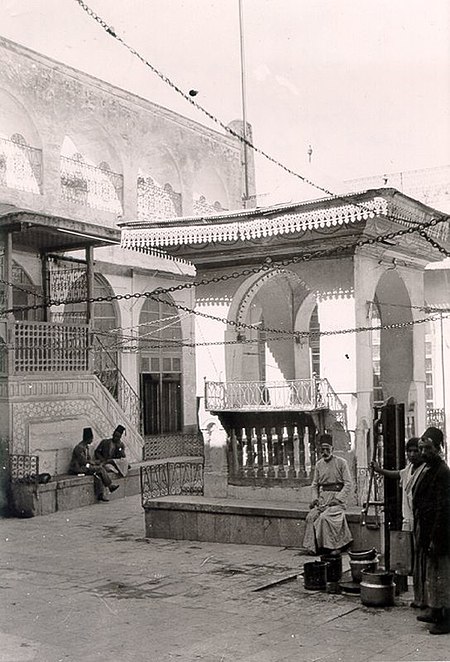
195, 298, 230, 497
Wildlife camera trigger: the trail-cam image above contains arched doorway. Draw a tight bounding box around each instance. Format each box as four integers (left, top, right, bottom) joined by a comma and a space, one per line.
372, 270, 414, 407
139, 296, 183, 435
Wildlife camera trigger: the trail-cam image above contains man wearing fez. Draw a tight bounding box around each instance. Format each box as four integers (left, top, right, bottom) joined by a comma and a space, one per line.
302, 433, 353, 555
94, 425, 128, 477
69, 427, 119, 502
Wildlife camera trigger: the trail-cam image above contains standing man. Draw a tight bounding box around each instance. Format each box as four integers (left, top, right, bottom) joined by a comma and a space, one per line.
372, 437, 427, 608
413, 427, 450, 635
94, 425, 128, 477
69, 427, 119, 502
302, 433, 353, 555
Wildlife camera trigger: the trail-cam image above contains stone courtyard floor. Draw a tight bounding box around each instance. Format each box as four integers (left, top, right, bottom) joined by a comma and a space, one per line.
0, 495, 448, 662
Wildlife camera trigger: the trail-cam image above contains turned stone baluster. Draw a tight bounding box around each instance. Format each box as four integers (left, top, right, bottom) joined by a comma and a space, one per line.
266, 427, 275, 478
245, 426, 255, 477
255, 426, 264, 477
276, 426, 286, 478
229, 428, 240, 478
286, 425, 296, 478
308, 425, 317, 475
235, 428, 245, 477
296, 422, 306, 478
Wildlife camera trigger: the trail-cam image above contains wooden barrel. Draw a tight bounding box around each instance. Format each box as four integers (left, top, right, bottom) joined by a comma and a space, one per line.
360, 570, 395, 607
303, 561, 327, 591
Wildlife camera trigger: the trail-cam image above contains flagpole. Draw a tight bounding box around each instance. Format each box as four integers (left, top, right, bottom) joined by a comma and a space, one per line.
238, 0, 250, 207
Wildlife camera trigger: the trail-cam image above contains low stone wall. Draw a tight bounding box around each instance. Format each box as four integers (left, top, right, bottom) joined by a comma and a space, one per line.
8, 464, 142, 518
143, 496, 381, 551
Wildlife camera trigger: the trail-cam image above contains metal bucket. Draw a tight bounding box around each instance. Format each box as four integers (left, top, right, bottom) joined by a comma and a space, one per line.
348, 548, 377, 561
320, 554, 343, 583
360, 570, 395, 607
303, 561, 327, 591
350, 557, 378, 583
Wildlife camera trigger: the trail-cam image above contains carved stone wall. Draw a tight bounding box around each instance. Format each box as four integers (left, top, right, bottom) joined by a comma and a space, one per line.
0, 36, 244, 224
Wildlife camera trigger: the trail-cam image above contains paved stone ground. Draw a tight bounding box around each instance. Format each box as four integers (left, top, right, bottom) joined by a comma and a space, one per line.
0, 495, 448, 662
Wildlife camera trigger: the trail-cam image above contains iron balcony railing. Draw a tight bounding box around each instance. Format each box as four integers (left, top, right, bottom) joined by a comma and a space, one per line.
0, 136, 42, 194
60, 155, 123, 214
205, 376, 347, 417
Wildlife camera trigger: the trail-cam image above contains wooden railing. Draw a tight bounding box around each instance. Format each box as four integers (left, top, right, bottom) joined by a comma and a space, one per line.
13, 321, 90, 373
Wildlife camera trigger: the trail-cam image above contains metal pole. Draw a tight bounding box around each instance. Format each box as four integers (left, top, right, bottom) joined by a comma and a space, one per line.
238, 0, 250, 207
440, 312, 447, 459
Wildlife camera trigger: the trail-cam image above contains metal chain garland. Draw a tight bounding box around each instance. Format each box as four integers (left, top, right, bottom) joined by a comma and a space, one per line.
72, 0, 439, 228
2, 216, 446, 319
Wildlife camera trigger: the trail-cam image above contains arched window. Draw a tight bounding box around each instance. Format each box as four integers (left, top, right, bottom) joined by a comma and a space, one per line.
64, 274, 119, 375
139, 296, 182, 435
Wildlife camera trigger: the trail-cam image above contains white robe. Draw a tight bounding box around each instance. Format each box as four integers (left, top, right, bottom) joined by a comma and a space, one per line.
302, 455, 353, 553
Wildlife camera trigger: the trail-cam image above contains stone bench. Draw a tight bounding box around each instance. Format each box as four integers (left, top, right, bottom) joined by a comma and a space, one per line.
143, 495, 381, 551
9, 462, 145, 517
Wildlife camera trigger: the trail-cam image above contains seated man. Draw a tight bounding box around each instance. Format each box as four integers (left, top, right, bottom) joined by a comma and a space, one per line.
302, 434, 353, 555
94, 425, 128, 477
69, 427, 119, 502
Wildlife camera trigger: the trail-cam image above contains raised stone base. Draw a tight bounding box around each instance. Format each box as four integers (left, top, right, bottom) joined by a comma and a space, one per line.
9, 465, 142, 517
143, 495, 381, 550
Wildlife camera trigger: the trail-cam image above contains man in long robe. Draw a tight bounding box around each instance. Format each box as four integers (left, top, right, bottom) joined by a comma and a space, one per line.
414, 427, 450, 635
372, 437, 427, 608
302, 434, 353, 555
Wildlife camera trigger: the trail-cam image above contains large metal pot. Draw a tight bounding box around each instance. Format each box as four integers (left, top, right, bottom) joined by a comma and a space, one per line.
360, 570, 395, 607
348, 548, 377, 561
349, 557, 378, 583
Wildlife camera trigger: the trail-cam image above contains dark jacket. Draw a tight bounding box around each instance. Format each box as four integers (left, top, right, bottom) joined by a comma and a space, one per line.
94, 438, 125, 463
69, 441, 91, 474
413, 457, 450, 556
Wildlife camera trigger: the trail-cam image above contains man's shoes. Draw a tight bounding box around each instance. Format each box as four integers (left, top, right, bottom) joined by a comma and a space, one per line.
109, 484, 119, 493
410, 601, 426, 609
417, 609, 440, 624
98, 495, 110, 502
429, 620, 450, 635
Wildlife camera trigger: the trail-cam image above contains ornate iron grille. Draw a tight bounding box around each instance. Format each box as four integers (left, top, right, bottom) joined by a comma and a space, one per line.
137, 176, 182, 220
9, 454, 39, 483
426, 407, 445, 429
141, 458, 204, 504
0, 136, 42, 194
14, 321, 90, 373
47, 258, 87, 305
143, 433, 203, 461
60, 156, 123, 213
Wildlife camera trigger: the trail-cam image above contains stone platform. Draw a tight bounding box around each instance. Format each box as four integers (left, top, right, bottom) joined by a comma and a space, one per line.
143, 495, 381, 550
9, 464, 143, 517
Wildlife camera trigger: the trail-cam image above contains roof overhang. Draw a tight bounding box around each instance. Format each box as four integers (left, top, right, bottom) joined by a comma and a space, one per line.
119, 188, 449, 267
0, 206, 121, 253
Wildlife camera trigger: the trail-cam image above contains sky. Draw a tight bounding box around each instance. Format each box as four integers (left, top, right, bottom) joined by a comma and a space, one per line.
2, 0, 450, 204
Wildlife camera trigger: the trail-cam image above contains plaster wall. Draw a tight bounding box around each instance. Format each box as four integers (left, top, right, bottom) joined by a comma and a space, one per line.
0, 36, 244, 226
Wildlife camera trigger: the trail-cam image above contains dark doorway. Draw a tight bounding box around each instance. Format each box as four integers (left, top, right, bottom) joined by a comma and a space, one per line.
141, 372, 182, 435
